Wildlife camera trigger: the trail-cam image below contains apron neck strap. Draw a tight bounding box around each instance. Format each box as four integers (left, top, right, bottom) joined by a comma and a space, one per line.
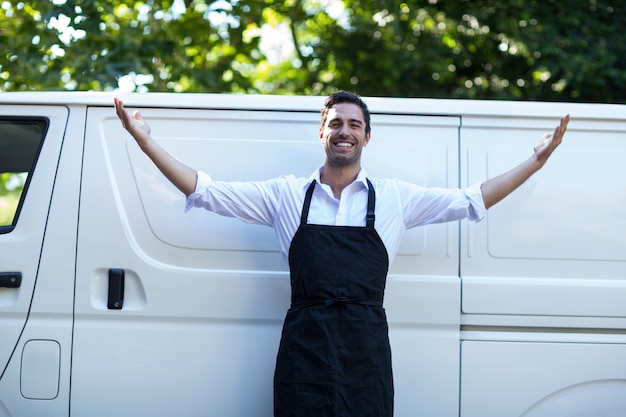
300, 179, 376, 228
365, 178, 375, 228
301, 180, 317, 225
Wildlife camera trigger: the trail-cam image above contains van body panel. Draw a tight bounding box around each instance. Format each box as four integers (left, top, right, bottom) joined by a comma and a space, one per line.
461, 339, 626, 417
0, 106, 67, 372
461, 115, 626, 318
71, 105, 463, 415
0, 93, 624, 416
0, 104, 76, 417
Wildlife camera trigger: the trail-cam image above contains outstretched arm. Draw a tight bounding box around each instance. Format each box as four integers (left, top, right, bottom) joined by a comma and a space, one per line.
114, 98, 197, 196
480, 114, 570, 209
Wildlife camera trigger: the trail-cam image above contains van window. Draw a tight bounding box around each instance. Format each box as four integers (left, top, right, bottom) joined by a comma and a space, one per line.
0, 118, 48, 233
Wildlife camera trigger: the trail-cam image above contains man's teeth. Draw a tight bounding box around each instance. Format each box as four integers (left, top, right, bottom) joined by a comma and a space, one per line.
336, 142, 353, 148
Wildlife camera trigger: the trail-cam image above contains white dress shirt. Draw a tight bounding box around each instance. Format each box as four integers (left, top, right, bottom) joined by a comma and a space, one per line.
186, 168, 486, 265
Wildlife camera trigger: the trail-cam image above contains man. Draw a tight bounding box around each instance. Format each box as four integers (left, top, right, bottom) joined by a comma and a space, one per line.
114, 91, 569, 417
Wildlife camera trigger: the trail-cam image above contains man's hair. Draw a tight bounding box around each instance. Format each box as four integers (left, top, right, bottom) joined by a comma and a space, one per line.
320, 91, 371, 135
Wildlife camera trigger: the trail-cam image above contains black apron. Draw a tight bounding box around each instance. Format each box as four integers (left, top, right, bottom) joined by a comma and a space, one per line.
274, 179, 393, 417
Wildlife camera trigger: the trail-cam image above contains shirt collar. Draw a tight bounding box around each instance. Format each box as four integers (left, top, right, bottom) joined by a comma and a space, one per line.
304, 166, 370, 190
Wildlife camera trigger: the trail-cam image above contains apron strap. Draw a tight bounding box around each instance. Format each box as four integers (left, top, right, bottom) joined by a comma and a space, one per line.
366, 178, 375, 228
300, 180, 317, 225
300, 178, 376, 228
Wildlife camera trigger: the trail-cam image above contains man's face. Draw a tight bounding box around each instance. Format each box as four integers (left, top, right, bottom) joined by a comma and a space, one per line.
319, 103, 371, 168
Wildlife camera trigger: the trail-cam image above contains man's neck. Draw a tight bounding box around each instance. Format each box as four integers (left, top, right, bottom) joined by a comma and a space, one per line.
320, 163, 361, 199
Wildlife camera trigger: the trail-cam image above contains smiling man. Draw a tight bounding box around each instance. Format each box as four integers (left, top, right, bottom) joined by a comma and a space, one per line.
114, 91, 569, 417
319, 95, 371, 199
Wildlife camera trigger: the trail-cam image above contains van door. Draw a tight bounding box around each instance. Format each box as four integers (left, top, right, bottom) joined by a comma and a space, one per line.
0, 107, 68, 389
73, 102, 461, 416
459, 108, 626, 416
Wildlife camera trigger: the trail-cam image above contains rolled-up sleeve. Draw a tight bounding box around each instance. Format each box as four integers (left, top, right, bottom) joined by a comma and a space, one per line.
185, 171, 212, 213
400, 180, 487, 229
464, 183, 487, 222
184, 170, 280, 226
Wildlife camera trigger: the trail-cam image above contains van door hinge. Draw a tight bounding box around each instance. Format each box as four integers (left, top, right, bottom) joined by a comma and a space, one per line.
107, 269, 125, 310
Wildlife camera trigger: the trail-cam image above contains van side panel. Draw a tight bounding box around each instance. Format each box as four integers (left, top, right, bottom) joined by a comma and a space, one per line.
72, 106, 462, 416
460, 115, 626, 416
461, 340, 626, 417
0, 105, 74, 417
462, 115, 626, 317
1, 93, 625, 417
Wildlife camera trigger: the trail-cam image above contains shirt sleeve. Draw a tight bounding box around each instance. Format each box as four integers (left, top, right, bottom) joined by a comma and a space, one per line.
399, 180, 487, 229
184, 170, 282, 226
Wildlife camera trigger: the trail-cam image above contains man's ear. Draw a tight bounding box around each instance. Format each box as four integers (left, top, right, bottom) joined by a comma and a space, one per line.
364, 131, 371, 146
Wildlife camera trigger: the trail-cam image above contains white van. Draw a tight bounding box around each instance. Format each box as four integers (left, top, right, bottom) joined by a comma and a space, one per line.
0, 92, 625, 417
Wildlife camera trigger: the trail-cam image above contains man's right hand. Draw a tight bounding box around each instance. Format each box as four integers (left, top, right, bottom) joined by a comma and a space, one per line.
114, 97, 152, 150
113, 97, 198, 196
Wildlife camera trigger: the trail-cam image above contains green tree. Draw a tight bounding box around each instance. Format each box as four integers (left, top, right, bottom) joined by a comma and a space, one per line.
1, 0, 625, 102
1, 0, 267, 92
285, 0, 626, 101
0, 173, 25, 226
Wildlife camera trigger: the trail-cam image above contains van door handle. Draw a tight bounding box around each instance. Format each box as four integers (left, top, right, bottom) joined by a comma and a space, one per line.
107, 269, 125, 310
0, 272, 21, 288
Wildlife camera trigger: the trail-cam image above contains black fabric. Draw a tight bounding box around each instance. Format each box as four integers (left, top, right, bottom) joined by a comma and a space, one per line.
274, 179, 393, 417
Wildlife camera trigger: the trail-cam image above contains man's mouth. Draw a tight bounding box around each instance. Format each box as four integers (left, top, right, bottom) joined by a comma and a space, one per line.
335, 141, 354, 148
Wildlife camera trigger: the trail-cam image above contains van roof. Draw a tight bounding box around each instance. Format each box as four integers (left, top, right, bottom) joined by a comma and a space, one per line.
0, 91, 623, 120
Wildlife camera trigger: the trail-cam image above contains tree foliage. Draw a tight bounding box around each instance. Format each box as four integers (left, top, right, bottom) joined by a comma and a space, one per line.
0, 173, 24, 226
1, 0, 624, 102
